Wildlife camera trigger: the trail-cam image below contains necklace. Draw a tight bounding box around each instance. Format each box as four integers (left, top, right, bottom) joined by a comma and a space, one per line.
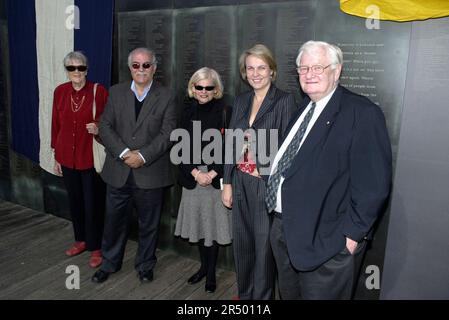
70, 94, 86, 113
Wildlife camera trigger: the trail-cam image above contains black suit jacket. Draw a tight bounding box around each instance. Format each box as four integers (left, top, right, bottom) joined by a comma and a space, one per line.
281, 85, 392, 271
223, 85, 297, 183
99, 81, 178, 189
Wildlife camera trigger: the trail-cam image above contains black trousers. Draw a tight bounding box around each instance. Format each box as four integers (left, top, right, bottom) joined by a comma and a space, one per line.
270, 216, 367, 300
61, 166, 105, 251
232, 170, 275, 300
100, 172, 164, 273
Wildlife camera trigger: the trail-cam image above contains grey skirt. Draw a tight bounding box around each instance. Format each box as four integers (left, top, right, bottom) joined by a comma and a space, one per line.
175, 183, 232, 247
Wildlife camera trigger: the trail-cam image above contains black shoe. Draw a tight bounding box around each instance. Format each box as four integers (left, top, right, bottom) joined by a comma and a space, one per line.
138, 269, 153, 283
92, 269, 110, 283
205, 282, 216, 293
187, 271, 206, 285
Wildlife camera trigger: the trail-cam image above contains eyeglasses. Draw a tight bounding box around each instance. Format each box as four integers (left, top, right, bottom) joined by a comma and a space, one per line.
297, 64, 333, 75
65, 65, 87, 72
131, 62, 154, 70
194, 85, 215, 91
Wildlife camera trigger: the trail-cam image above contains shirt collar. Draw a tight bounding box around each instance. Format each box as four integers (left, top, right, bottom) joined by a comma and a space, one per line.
312, 86, 337, 110
131, 80, 153, 102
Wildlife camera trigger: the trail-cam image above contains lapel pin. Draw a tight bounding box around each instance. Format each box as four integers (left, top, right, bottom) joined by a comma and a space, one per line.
326, 121, 331, 125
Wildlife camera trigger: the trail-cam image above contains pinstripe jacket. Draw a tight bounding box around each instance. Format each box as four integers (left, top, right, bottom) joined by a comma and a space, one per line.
223, 84, 297, 184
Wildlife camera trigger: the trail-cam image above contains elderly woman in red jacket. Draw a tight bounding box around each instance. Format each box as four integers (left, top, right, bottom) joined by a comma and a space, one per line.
51, 51, 108, 268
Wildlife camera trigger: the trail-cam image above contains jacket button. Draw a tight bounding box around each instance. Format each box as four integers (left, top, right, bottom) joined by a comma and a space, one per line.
132, 137, 136, 140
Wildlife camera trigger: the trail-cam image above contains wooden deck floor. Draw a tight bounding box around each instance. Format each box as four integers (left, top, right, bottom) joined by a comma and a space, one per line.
0, 200, 237, 300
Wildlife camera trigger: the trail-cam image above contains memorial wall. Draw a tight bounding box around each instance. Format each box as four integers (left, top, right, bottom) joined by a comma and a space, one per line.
316, 0, 410, 155
118, 0, 409, 157
4, 0, 447, 298
115, 1, 411, 298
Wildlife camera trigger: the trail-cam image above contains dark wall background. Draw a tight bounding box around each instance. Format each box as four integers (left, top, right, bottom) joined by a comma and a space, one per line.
380, 18, 449, 299
112, 0, 409, 300
0, 0, 5, 19
0, 2, 9, 201
1, 0, 448, 299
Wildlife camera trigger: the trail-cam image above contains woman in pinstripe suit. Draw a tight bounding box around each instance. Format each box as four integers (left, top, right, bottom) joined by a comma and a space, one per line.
222, 44, 297, 299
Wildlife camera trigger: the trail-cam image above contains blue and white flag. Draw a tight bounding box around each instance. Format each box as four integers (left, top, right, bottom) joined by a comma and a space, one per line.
7, 0, 114, 174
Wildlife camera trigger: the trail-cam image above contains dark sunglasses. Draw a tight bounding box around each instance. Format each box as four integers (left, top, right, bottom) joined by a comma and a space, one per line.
131, 62, 153, 70
194, 85, 215, 91
65, 65, 87, 72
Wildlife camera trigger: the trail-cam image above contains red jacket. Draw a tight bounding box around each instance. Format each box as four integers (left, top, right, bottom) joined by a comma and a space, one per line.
51, 81, 108, 170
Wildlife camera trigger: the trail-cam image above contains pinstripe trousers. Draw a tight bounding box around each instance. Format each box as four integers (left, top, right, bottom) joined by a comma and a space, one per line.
232, 170, 275, 300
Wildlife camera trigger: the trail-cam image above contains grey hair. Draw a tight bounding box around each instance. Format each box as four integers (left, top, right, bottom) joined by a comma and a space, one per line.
63, 51, 88, 67
296, 41, 343, 70
187, 67, 224, 99
128, 47, 157, 67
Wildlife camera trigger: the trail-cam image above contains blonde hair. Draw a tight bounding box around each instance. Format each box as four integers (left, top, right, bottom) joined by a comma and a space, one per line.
238, 44, 277, 81
187, 67, 224, 99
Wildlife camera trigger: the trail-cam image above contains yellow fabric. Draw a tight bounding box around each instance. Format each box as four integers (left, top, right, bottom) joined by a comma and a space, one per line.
340, 0, 449, 22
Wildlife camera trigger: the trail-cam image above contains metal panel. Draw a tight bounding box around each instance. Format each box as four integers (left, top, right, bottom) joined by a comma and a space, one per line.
236, 0, 315, 102
315, 0, 410, 156
117, 10, 173, 87
173, 5, 237, 106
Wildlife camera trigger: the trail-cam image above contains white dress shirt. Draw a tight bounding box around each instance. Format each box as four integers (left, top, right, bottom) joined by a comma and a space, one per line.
118, 80, 154, 162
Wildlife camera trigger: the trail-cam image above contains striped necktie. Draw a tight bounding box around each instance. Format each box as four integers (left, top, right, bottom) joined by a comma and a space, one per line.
265, 102, 316, 213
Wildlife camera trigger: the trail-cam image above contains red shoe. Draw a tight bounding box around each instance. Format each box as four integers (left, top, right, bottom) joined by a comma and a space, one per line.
89, 250, 102, 268
232, 295, 240, 300
65, 241, 86, 257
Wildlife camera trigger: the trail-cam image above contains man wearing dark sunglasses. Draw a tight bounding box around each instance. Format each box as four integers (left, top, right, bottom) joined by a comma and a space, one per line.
92, 47, 178, 284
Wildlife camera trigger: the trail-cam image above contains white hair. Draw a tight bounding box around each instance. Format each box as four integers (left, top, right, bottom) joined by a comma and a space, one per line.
296, 41, 343, 69
127, 47, 157, 67
63, 51, 88, 67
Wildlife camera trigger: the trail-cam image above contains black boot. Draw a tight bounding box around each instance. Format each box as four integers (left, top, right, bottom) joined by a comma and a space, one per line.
187, 241, 207, 284
205, 242, 218, 293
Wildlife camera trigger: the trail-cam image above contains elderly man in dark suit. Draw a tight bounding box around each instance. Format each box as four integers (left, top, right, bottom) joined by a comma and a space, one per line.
92, 47, 177, 283
265, 41, 392, 299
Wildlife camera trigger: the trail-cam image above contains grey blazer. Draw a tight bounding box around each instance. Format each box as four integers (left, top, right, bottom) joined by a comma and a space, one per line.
99, 81, 178, 189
